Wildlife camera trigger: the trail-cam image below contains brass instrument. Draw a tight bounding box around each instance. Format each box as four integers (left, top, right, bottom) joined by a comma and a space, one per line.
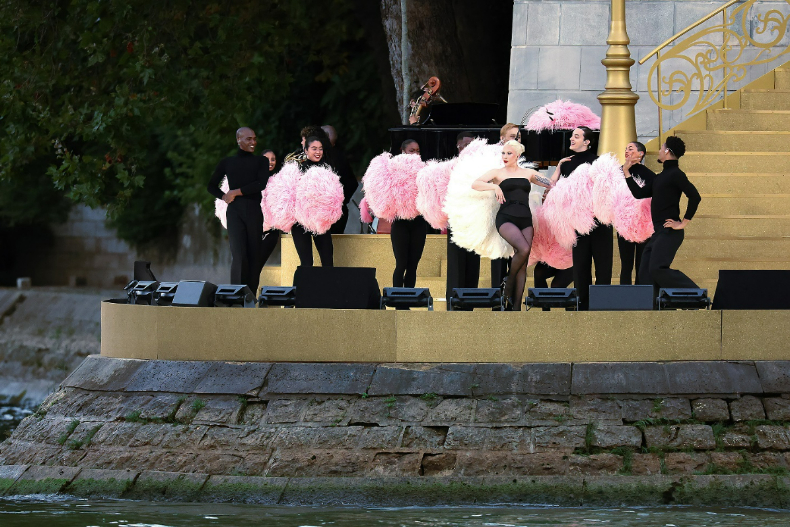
408, 77, 447, 125
283, 147, 307, 164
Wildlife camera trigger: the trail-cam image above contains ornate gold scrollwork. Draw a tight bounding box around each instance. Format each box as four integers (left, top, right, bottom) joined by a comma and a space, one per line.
643, 0, 790, 117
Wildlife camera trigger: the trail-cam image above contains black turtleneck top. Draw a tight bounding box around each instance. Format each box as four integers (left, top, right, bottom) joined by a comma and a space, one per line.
559, 148, 598, 178
626, 159, 701, 231
208, 149, 271, 203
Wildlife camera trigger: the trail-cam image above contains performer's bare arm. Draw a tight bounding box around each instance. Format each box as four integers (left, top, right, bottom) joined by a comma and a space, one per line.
472, 169, 505, 204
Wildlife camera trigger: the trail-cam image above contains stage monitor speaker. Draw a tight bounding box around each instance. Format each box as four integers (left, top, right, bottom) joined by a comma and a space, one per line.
450, 288, 504, 311
215, 284, 256, 308
589, 285, 654, 311
525, 288, 578, 311
130, 280, 159, 305
293, 267, 380, 309
712, 270, 790, 310
171, 280, 217, 307
153, 282, 179, 306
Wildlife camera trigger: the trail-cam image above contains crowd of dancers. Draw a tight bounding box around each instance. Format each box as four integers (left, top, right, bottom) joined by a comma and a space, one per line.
209, 122, 701, 311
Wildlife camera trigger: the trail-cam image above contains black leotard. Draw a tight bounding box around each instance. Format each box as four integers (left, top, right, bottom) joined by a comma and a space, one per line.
496, 177, 533, 230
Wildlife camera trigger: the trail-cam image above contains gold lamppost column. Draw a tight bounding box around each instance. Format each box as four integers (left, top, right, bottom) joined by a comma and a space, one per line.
597, 0, 639, 162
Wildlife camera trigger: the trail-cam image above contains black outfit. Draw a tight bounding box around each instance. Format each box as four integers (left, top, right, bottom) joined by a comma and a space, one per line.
558, 149, 609, 310
627, 159, 701, 297
446, 228, 481, 311
534, 262, 574, 289
391, 216, 429, 288
208, 149, 271, 294
291, 159, 334, 267
495, 178, 533, 230
617, 164, 656, 285
329, 144, 359, 234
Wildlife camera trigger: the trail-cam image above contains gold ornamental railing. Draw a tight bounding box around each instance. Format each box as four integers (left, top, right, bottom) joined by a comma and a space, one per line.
639, 0, 790, 143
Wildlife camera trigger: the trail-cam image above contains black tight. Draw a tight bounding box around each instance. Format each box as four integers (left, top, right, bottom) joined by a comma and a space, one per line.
390, 217, 428, 288
497, 222, 534, 310
291, 224, 333, 267
617, 234, 645, 285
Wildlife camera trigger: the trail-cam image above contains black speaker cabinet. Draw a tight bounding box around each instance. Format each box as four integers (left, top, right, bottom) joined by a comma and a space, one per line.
589, 285, 654, 311
712, 270, 790, 309
293, 267, 380, 309
171, 280, 217, 307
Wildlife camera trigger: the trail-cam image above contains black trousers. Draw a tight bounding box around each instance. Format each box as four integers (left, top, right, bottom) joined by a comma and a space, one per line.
490, 258, 511, 289
446, 228, 481, 311
226, 199, 264, 294
617, 234, 646, 286
291, 224, 333, 267
390, 217, 428, 288
329, 204, 349, 234
637, 228, 698, 298
534, 262, 574, 289
572, 222, 613, 310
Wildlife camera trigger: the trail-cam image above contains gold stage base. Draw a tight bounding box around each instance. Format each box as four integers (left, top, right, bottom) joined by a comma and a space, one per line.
101, 302, 790, 363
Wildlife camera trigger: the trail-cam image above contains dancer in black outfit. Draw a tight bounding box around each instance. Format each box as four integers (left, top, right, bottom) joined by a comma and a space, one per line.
391, 139, 428, 289
625, 136, 701, 299
446, 132, 481, 310
473, 141, 551, 310
291, 136, 334, 267
552, 126, 608, 310
207, 127, 271, 294
617, 141, 655, 285
533, 262, 574, 288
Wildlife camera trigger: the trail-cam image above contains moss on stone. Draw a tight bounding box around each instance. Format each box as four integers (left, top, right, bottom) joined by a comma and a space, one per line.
65, 477, 133, 498
9, 477, 69, 495
0, 477, 19, 496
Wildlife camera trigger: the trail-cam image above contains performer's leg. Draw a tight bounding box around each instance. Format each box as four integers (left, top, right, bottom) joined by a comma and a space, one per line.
313, 233, 334, 267
404, 217, 428, 288
245, 203, 264, 294
291, 224, 314, 267
572, 233, 593, 310
497, 223, 534, 310
533, 262, 551, 288
329, 205, 349, 234
591, 223, 613, 286
446, 230, 461, 311
637, 235, 655, 287
390, 219, 408, 287
617, 233, 635, 285
226, 202, 249, 286
260, 231, 280, 271
648, 229, 698, 289
463, 249, 481, 288
552, 267, 574, 288
491, 258, 508, 288
634, 241, 646, 283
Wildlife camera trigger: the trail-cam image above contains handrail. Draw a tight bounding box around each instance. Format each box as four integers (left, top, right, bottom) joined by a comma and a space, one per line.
639, 0, 741, 64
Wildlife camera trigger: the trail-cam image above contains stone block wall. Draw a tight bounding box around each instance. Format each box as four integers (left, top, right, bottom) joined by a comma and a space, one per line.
509, 0, 790, 142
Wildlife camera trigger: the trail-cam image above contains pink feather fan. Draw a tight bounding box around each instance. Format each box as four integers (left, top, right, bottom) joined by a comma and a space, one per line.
541, 163, 596, 249
294, 164, 344, 235
362, 152, 397, 221
526, 100, 601, 132
362, 152, 425, 221
416, 158, 456, 230
359, 197, 374, 223
613, 175, 654, 243
529, 205, 573, 269
262, 162, 301, 233
214, 177, 230, 229
591, 153, 622, 226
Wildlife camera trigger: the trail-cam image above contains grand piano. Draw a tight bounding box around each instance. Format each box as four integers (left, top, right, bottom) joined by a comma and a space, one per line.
388, 102, 573, 167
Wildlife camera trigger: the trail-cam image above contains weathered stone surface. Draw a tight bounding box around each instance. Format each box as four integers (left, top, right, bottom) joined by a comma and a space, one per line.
371, 452, 421, 476
425, 399, 475, 423
710, 452, 745, 472
159, 425, 208, 449
347, 397, 429, 425
274, 426, 358, 450
570, 397, 622, 422
239, 402, 267, 425
263, 399, 307, 424
721, 426, 753, 449
755, 425, 790, 450
746, 452, 787, 470
303, 398, 351, 423
193, 362, 271, 395
420, 453, 456, 476
8, 465, 81, 494
592, 426, 643, 449
621, 398, 691, 421
644, 425, 716, 450
262, 363, 375, 395
665, 362, 762, 394
730, 396, 766, 421
572, 363, 669, 394
124, 470, 190, 500
264, 450, 375, 477
357, 426, 403, 449
692, 398, 730, 422
755, 361, 790, 393
66, 468, 138, 498
568, 454, 622, 475
473, 363, 572, 395
486, 427, 530, 451
199, 427, 258, 451
193, 396, 243, 425
62, 356, 145, 392
124, 360, 212, 393
631, 454, 662, 475
444, 426, 488, 450
764, 398, 790, 421
201, 475, 287, 503
527, 401, 570, 424
138, 393, 187, 421
533, 426, 586, 451
89, 422, 141, 447
457, 452, 569, 476
663, 452, 709, 474
474, 397, 524, 423
401, 426, 448, 449
367, 364, 475, 396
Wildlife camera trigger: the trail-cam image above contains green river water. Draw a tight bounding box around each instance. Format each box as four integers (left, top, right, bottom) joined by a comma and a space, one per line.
1, 498, 789, 526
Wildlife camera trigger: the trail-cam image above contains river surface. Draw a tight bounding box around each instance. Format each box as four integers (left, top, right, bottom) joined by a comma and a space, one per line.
1, 497, 790, 526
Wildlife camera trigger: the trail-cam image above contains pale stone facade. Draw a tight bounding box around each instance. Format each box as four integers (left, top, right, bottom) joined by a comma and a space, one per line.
508, 0, 790, 141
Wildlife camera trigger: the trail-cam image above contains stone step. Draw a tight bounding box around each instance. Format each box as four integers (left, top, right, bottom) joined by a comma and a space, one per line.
691, 194, 790, 215
690, 216, 790, 238
677, 130, 790, 152
685, 173, 790, 194
675, 152, 790, 174
677, 237, 790, 261
741, 89, 790, 111
776, 68, 790, 90
707, 109, 790, 131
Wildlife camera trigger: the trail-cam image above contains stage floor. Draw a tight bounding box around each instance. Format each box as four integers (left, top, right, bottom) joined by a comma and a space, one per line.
101, 302, 790, 363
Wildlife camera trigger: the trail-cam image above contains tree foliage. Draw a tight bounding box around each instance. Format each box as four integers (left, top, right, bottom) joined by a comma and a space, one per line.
0, 0, 392, 249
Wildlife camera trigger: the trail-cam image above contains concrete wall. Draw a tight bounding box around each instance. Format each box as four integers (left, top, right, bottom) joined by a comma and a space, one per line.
508, 0, 790, 142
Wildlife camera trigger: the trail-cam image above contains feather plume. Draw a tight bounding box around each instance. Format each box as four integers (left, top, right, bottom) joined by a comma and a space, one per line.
529, 204, 573, 269
262, 162, 301, 233
613, 176, 654, 243
294, 164, 344, 235
359, 197, 373, 223
542, 163, 596, 249
416, 158, 456, 230
590, 153, 622, 225
213, 177, 230, 229
526, 99, 601, 132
